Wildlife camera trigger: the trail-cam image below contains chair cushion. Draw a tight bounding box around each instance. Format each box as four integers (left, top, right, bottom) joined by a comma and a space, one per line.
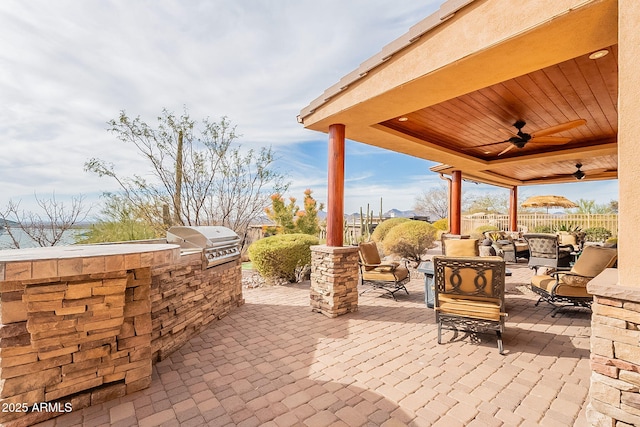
558, 233, 577, 247
514, 242, 529, 252
359, 241, 381, 270
571, 246, 617, 278
444, 239, 479, 256
531, 275, 556, 292
362, 265, 409, 282
531, 274, 592, 298
373, 262, 399, 272
438, 295, 502, 321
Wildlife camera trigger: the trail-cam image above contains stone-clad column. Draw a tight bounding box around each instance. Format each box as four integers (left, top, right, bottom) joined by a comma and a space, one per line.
587, 271, 640, 426
310, 245, 359, 318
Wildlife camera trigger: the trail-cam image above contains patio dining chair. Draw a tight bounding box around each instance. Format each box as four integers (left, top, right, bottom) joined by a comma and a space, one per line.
433, 256, 507, 354
530, 245, 617, 317
358, 241, 410, 300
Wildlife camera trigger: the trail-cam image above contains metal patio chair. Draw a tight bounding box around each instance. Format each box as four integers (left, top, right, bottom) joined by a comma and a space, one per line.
433, 256, 507, 354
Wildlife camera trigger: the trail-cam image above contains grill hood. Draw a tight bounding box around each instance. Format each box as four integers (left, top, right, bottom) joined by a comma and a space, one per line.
167, 226, 241, 267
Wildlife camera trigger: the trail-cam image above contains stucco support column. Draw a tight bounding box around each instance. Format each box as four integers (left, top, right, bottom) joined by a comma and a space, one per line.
586, 1, 640, 425
509, 186, 518, 232
450, 170, 462, 234
326, 124, 345, 247
310, 124, 358, 317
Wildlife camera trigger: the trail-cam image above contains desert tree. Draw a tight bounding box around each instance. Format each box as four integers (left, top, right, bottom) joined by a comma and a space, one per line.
0, 193, 88, 249
572, 198, 616, 215
414, 183, 449, 220
85, 108, 288, 248
76, 193, 157, 244
264, 189, 324, 236
295, 189, 324, 236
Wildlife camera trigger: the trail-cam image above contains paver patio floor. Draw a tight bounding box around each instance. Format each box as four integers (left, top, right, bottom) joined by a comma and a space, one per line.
35, 260, 591, 427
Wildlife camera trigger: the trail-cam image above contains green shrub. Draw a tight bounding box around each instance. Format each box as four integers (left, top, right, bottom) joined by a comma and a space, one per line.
470, 224, 499, 241
431, 218, 448, 231
584, 227, 612, 242
371, 217, 409, 243
473, 225, 499, 234
76, 220, 158, 243
532, 225, 554, 233
248, 234, 319, 282
383, 220, 437, 263
554, 222, 582, 233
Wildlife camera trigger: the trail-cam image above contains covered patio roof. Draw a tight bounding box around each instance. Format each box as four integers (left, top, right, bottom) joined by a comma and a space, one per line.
298, 0, 618, 188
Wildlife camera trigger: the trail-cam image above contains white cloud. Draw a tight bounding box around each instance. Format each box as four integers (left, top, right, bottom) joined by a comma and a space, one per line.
0, 0, 618, 217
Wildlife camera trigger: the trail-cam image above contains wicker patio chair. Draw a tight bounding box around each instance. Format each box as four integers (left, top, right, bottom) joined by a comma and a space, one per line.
433, 256, 507, 354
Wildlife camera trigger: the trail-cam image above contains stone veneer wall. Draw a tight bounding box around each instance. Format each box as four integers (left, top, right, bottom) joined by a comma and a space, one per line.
587, 269, 640, 426
310, 245, 359, 317
150, 253, 243, 361
0, 244, 244, 427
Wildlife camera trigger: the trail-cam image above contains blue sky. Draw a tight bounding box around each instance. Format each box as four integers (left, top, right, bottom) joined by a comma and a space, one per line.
0, 1, 618, 216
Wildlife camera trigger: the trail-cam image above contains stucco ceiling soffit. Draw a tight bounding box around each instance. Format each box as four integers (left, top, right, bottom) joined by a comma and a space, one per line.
301, 0, 617, 128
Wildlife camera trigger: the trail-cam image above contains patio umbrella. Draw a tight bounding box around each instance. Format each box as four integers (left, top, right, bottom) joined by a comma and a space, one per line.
521, 195, 578, 213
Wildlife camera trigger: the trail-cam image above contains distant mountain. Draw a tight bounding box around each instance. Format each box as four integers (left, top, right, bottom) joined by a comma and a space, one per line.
0, 219, 19, 227
383, 209, 416, 218
344, 209, 419, 221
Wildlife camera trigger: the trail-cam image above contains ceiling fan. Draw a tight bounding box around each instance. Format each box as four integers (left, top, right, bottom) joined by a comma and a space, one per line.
550, 162, 612, 181
478, 119, 587, 155
572, 163, 586, 180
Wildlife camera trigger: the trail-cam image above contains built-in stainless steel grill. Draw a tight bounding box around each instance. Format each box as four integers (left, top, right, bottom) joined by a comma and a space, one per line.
167, 226, 241, 268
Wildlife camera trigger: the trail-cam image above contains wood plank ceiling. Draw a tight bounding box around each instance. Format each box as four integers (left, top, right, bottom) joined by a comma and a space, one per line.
380, 45, 618, 184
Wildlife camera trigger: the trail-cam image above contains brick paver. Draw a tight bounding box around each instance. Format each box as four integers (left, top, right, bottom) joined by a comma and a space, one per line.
36, 246, 591, 426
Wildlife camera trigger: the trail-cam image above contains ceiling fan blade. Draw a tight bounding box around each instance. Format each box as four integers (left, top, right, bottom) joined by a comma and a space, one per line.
498, 144, 516, 156
498, 127, 518, 138
530, 119, 587, 137
530, 136, 572, 145
468, 140, 511, 149
583, 167, 609, 175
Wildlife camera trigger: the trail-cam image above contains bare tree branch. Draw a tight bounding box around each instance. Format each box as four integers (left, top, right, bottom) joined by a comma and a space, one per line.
1, 193, 89, 249
84, 108, 288, 246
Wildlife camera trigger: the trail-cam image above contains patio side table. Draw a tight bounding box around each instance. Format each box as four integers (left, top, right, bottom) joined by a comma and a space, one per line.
417, 261, 435, 308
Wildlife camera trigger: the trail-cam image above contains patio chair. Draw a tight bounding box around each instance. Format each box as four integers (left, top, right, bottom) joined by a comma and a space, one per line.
523, 233, 572, 273
358, 241, 409, 300
483, 231, 529, 263
557, 231, 586, 252
530, 245, 617, 317
433, 256, 507, 354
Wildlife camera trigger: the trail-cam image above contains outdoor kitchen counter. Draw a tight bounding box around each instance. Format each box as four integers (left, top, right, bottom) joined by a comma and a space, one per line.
0, 243, 180, 283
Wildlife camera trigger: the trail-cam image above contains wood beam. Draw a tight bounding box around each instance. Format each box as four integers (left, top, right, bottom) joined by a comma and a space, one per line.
451, 170, 462, 234
326, 124, 345, 247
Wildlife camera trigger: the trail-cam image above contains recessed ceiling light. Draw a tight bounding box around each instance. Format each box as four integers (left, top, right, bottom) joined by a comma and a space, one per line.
589, 49, 609, 60
398, 117, 409, 122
